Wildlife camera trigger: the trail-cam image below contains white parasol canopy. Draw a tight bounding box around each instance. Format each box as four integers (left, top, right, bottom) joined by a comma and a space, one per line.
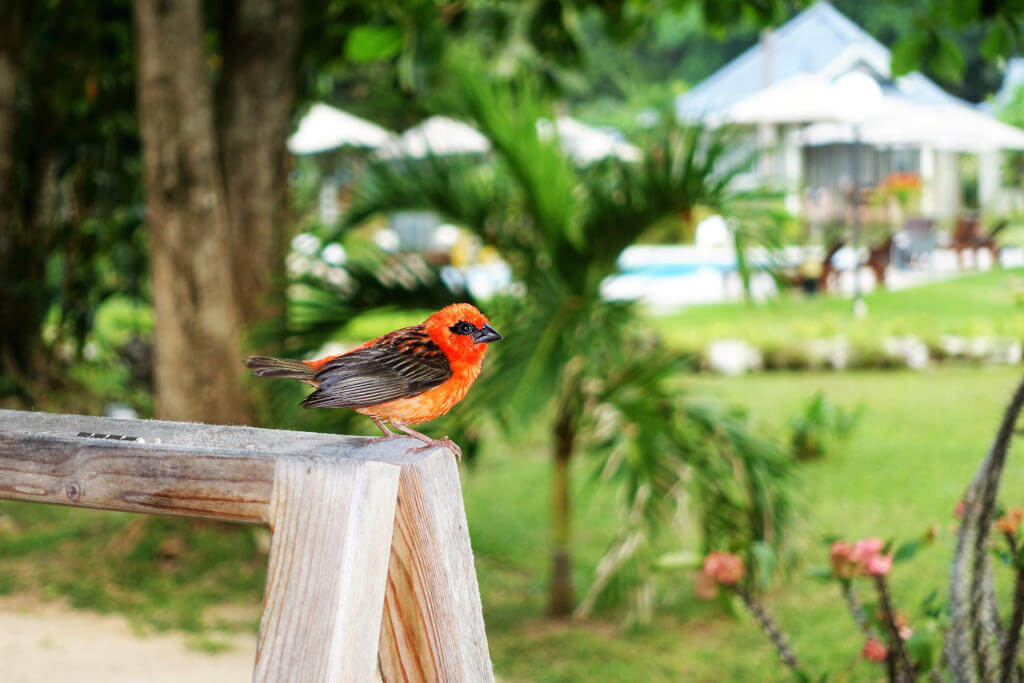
547, 116, 641, 164
376, 116, 490, 159
287, 103, 394, 155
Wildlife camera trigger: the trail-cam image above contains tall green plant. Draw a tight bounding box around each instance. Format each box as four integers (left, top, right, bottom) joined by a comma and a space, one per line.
323, 68, 792, 616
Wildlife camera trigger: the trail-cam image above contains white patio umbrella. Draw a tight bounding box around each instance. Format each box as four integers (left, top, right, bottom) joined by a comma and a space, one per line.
376, 116, 490, 159
545, 116, 641, 164
287, 103, 394, 155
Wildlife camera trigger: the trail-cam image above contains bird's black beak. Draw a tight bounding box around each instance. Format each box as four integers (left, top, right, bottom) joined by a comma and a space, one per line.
473, 324, 502, 344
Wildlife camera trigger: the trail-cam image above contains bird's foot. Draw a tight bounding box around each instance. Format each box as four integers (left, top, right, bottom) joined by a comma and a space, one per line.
408, 435, 462, 461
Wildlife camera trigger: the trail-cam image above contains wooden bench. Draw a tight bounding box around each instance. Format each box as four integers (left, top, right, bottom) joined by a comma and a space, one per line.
0, 409, 493, 682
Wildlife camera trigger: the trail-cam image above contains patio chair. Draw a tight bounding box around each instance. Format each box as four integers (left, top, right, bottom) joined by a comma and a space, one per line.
952, 216, 1008, 268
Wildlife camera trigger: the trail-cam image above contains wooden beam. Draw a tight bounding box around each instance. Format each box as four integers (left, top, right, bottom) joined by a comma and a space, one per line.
255, 455, 401, 682
0, 430, 275, 523
0, 409, 495, 680
378, 448, 494, 682
0, 409, 370, 523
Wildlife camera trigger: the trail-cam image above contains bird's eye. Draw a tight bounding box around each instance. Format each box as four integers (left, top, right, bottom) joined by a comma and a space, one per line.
449, 321, 475, 336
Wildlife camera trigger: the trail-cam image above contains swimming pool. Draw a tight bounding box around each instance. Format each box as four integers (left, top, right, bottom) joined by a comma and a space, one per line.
618, 262, 734, 278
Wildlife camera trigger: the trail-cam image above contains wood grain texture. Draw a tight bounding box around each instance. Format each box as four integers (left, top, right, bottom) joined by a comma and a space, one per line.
0, 431, 275, 523
255, 456, 401, 682
378, 448, 494, 682
0, 409, 374, 523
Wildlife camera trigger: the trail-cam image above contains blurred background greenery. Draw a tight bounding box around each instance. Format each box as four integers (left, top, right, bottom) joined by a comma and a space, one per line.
4, 0, 1024, 680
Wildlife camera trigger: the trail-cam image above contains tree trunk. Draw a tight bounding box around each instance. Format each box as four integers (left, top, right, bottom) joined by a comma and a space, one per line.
0, 0, 40, 394
0, 0, 22, 355
0, 2, 17, 227
217, 0, 300, 335
133, 0, 251, 425
549, 399, 576, 616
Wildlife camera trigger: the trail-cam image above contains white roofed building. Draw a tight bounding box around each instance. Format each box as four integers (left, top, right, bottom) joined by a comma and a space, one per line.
676, 1, 1024, 219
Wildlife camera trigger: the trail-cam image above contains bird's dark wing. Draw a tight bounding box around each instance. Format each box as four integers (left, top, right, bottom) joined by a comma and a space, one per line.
300, 326, 451, 408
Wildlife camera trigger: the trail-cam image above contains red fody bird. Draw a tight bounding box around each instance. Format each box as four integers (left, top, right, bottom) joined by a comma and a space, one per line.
245, 303, 501, 459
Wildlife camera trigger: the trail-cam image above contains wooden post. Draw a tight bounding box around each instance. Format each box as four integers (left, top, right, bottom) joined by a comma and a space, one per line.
255, 456, 400, 682
379, 450, 494, 682
0, 409, 493, 681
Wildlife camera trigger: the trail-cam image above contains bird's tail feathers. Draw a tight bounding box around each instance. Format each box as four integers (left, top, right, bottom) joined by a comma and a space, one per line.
244, 356, 315, 380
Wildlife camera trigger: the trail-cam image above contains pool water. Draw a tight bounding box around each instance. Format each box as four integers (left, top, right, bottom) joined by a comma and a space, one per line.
619, 262, 735, 278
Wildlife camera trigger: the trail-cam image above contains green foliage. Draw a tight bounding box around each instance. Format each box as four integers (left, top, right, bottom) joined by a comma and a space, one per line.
789, 392, 862, 461
1, 0, 146, 401
344, 25, 404, 63
884, 0, 1020, 95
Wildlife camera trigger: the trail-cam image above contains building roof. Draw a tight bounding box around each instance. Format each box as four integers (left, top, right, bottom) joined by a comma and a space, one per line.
675, 1, 962, 119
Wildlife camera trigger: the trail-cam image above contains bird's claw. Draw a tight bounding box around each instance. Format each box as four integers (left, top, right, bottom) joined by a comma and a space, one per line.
408, 435, 461, 461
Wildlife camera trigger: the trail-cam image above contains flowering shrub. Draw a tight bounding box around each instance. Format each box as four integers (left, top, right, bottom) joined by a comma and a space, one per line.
863, 636, 888, 663
996, 507, 1023, 535
871, 171, 922, 212
694, 373, 1024, 682
703, 551, 745, 585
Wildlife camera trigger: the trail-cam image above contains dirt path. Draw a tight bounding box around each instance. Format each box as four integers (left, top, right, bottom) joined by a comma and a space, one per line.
0, 596, 257, 682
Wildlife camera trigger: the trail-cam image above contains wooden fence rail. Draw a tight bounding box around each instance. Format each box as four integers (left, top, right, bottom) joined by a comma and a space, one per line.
0, 409, 493, 682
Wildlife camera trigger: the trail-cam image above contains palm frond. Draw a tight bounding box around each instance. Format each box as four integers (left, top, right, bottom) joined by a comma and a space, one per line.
577, 342, 795, 618
579, 124, 754, 274
338, 154, 506, 240
443, 65, 583, 251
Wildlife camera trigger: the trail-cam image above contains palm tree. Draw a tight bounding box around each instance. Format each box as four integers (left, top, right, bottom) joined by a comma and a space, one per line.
318, 71, 792, 616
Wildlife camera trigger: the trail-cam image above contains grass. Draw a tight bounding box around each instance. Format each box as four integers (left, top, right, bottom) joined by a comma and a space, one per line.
651, 267, 1024, 355
4, 366, 1023, 680
468, 366, 1024, 681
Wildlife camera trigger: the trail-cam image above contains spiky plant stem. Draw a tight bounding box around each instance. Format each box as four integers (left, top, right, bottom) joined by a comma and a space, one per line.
1000, 531, 1024, 683
840, 579, 869, 634
873, 575, 914, 683
948, 372, 1024, 683
732, 585, 801, 672
970, 376, 1024, 681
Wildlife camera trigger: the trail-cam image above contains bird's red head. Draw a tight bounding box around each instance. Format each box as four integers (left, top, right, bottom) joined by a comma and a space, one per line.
423, 303, 502, 367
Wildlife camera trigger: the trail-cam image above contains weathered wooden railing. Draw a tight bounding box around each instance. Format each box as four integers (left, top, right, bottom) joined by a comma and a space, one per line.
0, 409, 493, 682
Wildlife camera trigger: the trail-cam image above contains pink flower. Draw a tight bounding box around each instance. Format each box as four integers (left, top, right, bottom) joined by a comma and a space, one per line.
954, 499, 965, 518
866, 553, 893, 576
851, 538, 883, 563
703, 551, 745, 585
862, 637, 888, 662
830, 541, 858, 578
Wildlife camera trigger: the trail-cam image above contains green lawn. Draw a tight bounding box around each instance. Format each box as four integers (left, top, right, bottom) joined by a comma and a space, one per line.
467, 366, 1024, 681
651, 267, 1024, 355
